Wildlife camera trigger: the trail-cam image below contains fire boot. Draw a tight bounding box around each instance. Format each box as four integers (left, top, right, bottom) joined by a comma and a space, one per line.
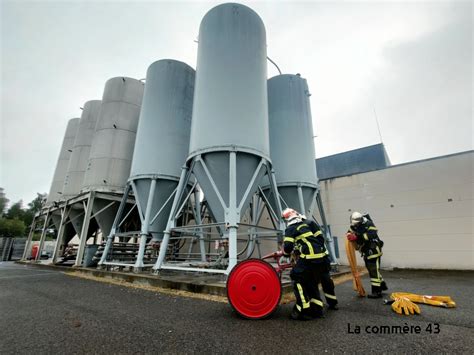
367, 286, 383, 299
290, 305, 313, 321
381, 281, 388, 291
309, 303, 325, 318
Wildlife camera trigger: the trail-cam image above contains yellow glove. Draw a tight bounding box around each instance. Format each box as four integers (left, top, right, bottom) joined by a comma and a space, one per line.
391, 292, 456, 308
391, 297, 421, 315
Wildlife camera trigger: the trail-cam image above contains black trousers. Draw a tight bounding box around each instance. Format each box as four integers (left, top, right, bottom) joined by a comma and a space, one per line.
320, 262, 337, 306
365, 256, 386, 293
290, 260, 326, 316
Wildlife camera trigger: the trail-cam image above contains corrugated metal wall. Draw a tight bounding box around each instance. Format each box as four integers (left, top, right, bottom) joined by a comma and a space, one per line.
316, 151, 473, 270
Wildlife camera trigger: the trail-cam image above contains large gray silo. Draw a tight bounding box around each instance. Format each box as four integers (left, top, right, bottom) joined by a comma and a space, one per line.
27, 118, 78, 262
82, 77, 144, 236
83, 78, 143, 192
154, 3, 284, 274
48, 118, 79, 253
267, 74, 318, 215
63, 100, 101, 198
267, 74, 337, 263
189, 2, 270, 223
46, 118, 79, 205
100, 60, 195, 269
130, 60, 194, 241
62, 100, 102, 238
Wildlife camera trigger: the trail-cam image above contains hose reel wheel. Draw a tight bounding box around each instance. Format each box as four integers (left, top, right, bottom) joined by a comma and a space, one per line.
226, 259, 281, 319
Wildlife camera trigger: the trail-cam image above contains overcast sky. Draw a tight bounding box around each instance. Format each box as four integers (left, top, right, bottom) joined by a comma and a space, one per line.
1, 0, 472, 206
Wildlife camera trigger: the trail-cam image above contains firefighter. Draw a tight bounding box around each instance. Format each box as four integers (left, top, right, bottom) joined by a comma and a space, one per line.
301, 214, 339, 310
346, 211, 388, 298
282, 208, 337, 320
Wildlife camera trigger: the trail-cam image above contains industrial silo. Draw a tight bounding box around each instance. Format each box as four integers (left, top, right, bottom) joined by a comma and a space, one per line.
46, 118, 79, 205
267, 74, 318, 215
100, 60, 195, 269
267, 74, 337, 263
82, 77, 144, 236
83, 78, 143, 192
28, 118, 79, 262
130, 60, 194, 241
63, 100, 101, 199
47, 118, 80, 248
62, 100, 102, 238
154, 3, 283, 273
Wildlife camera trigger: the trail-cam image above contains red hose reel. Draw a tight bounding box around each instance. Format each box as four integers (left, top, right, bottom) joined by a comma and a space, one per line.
226, 252, 292, 319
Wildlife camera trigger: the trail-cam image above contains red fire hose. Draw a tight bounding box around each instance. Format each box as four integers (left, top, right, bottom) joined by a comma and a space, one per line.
226, 252, 293, 319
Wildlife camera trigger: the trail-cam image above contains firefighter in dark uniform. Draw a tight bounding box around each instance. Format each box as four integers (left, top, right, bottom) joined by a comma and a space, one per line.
282, 208, 337, 320
346, 211, 388, 298
306, 218, 338, 310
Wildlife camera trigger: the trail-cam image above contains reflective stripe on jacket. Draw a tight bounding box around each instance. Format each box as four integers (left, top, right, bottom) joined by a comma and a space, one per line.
284, 219, 328, 260
348, 220, 383, 259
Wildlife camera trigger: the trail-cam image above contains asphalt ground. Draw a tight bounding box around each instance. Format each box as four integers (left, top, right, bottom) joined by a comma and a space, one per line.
0, 262, 472, 354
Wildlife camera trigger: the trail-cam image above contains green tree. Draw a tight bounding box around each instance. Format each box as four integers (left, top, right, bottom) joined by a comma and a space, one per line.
1, 193, 47, 232
6, 200, 26, 221
24, 193, 47, 226
28, 193, 47, 214
0, 218, 26, 237
0, 188, 8, 216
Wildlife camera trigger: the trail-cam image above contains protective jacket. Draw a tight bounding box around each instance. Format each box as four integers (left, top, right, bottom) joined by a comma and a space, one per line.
283, 219, 329, 262
284, 218, 333, 319
348, 219, 384, 260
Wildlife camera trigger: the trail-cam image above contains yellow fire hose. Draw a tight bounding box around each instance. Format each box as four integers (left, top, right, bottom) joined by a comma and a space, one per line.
389, 292, 456, 315
344, 235, 456, 315
344, 238, 366, 297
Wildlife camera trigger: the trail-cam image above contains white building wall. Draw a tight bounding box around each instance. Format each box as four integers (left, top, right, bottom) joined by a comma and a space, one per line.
318, 151, 473, 270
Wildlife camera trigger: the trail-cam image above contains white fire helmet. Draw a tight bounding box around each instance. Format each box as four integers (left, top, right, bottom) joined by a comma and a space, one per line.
350, 211, 364, 226
282, 208, 298, 221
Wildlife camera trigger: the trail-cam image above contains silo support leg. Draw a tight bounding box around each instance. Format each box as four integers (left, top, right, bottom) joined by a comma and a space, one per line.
226, 152, 238, 273
192, 190, 206, 262
153, 165, 190, 271
35, 212, 51, 262
153, 229, 170, 271
22, 216, 37, 260
297, 186, 305, 215
316, 192, 338, 264
267, 167, 286, 236
98, 237, 113, 266
51, 207, 68, 264
99, 184, 132, 266
189, 189, 206, 261
246, 195, 258, 258
226, 227, 238, 274
135, 179, 156, 271
75, 192, 95, 267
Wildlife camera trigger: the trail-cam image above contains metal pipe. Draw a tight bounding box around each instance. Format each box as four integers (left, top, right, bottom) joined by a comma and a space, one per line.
227, 151, 238, 272
297, 185, 305, 215
192, 189, 206, 262
267, 56, 282, 75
